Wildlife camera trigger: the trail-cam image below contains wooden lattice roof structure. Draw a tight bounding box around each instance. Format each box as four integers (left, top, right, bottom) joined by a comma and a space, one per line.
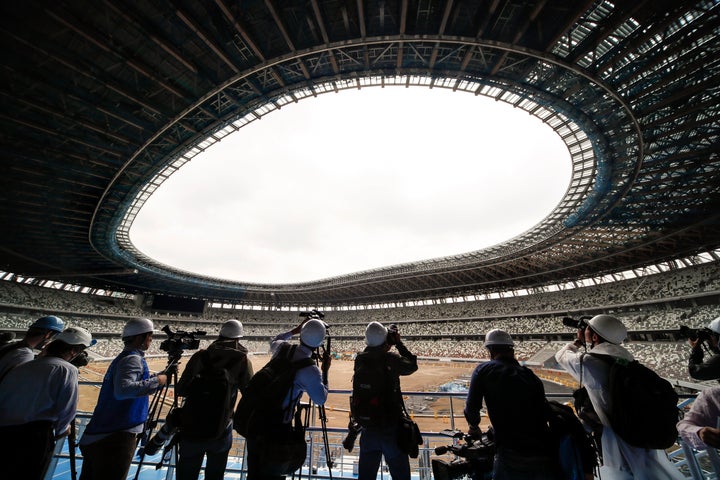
1, 0, 719, 307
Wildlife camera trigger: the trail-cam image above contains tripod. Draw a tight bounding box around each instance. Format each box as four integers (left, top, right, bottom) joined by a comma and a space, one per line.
133, 349, 182, 480
313, 335, 334, 480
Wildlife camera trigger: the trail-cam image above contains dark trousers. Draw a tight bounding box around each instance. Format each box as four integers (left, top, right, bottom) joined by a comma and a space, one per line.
358, 424, 411, 480
176, 425, 233, 480
0, 421, 55, 480
79, 431, 137, 480
246, 436, 286, 480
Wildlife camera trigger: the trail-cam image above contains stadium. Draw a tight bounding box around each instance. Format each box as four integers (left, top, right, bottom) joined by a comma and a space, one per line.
1, 0, 719, 479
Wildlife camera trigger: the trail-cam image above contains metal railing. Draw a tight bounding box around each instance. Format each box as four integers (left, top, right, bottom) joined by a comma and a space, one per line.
44, 389, 717, 480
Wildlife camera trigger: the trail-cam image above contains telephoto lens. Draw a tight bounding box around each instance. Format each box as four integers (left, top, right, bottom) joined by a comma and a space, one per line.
144, 424, 172, 456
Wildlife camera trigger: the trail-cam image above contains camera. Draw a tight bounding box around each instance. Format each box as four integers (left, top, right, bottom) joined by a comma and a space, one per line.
678, 325, 712, 342
143, 407, 184, 456
159, 325, 206, 354
70, 350, 90, 368
432, 429, 495, 480
387, 324, 399, 345
342, 419, 361, 452
299, 309, 324, 320
562, 316, 592, 330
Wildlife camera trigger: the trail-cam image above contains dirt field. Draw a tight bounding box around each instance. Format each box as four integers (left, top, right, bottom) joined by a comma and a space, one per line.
78, 354, 489, 434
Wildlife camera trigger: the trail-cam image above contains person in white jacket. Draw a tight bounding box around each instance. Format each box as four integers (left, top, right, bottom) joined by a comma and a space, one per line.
555, 314, 683, 480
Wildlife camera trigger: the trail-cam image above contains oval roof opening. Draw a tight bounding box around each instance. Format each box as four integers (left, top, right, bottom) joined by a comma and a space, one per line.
130, 87, 571, 284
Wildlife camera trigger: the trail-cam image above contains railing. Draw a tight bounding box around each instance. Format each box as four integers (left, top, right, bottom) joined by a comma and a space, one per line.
44, 389, 717, 480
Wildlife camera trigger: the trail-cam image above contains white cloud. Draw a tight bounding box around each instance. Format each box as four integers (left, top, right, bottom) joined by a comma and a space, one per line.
131, 87, 570, 284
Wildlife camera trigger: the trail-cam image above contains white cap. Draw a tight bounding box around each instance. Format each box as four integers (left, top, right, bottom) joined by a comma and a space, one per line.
122, 318, 155, 339
219, 319, 243, 338
56, 326, 96, 347
484, 329, 514, 347
365, 322, 388, 347
588, 315, 627, 345
300, 319, 326, 348
708, 317, 720, 335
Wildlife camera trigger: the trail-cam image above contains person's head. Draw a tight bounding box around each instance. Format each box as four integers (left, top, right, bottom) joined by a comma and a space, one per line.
484, 329, 515, 358
300, 319, 326, 348
26, 315, 65, 348
704, 317, 720, 348
44, 326, 95, 362
219, 319, 243, 340
122, 318, 155, 350
585, 314, 627, 347
364, 321, 388, 348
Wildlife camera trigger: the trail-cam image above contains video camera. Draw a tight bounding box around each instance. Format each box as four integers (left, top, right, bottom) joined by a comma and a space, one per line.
562, 316, 593, 331
678, 325, 713, 343
432, 429, 496, 480
159, 325, 206, 354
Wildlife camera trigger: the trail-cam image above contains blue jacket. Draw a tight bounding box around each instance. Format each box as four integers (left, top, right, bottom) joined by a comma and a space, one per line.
84, 350, 151, 434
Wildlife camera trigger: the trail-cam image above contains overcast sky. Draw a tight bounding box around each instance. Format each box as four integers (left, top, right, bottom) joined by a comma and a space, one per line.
130, 87, 571, 284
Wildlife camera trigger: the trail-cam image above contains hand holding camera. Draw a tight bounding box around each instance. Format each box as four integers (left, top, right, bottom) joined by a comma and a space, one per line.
387, 324, 401, 346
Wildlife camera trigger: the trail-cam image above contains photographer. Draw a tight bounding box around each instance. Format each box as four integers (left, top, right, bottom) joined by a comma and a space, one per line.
687, 318, 720, 382
465, 329, 561, 480
555, 315, 682, 480
352, 321, 418, 480
79, 318, 167, 480
0, 315, 64, 380
172, 319, 253, 480
245, 317, 330, 480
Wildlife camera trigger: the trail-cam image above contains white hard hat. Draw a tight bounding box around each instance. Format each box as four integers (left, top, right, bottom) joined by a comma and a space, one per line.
365, 321, 388, 347
484, 329, 514, 347
707, 318, 720, 335
56, 326, 96, 347
122, 318, 155, 339
300, 319, 326, 348
588, 315, 627, 344
219, 319, 243, 338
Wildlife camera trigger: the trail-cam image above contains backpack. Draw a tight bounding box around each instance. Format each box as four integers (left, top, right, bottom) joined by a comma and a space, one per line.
588, 353, 679, 449
233, 343, 314, 439
178, 349, 236, 440
350, 351, 397, 428
547, 401, 598, 480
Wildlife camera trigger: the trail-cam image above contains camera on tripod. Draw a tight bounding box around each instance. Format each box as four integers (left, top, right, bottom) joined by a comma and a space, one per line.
678, 325, 713, 343
159, 325, 206, 354
432, 428, 496, 480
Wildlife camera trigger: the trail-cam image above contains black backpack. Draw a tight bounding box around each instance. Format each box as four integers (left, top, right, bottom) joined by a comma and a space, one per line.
178, 350, 236, 440
233, 343, 314, 439
547, 400, 598, 480
350, 351, 397, 428
588, 353, 679, 449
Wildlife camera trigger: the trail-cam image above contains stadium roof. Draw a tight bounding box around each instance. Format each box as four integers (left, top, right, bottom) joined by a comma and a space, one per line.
1, 0, 719, 308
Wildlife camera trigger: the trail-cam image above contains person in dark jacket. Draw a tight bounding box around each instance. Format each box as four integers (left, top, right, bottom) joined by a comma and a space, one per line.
79, 318, 167, 480
465, 329, 561, 480
173, 319, 254, 480
355, 321, 418, 480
